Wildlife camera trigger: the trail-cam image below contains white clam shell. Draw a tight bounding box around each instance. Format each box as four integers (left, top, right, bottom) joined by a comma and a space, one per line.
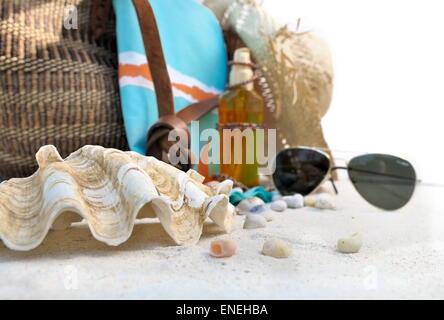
282, 194, 304, 208
243, 214, 267, 229
337, 233, 363, 253
205, 181, 220, 189
205, 180, 234, 196
0, 145, 234, 251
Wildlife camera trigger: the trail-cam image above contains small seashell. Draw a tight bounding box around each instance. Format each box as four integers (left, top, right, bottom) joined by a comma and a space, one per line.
249, 204, 266, 214
337, 233, 363, 253
270, 200, 287, 212
282, 194, 304, 208
262, 238, 292, 258
236, 197, 265, 213
315, 193, 336, 210
304, 195, 316, 207
210, 239, 237, 258
243, 214, 267, 229
272, 194, 282, 202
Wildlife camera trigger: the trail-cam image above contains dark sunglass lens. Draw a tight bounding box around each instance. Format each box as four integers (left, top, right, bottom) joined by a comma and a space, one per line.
273, 148, 330, 195
348, 154, 416, 210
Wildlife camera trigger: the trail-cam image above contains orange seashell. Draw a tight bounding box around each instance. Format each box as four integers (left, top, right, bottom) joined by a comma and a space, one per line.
209, 239, 237, 258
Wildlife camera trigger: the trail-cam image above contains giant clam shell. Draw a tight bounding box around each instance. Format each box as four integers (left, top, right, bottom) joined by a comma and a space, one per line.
0, 145, 234, 251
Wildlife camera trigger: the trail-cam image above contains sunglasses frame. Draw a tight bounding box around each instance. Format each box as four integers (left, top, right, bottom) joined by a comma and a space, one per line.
274, 146, 336, 196
273, 146, 419, 210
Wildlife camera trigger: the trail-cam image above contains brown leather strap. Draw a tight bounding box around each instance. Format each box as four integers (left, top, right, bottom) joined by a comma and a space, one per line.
176, 96, 219, 124
132, 0, 175, 117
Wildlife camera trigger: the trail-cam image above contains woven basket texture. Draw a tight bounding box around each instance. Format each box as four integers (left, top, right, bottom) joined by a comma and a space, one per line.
0, 0, 128, 179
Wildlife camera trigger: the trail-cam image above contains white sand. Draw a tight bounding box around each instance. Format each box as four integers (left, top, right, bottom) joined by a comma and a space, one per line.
1, 181, 443, 299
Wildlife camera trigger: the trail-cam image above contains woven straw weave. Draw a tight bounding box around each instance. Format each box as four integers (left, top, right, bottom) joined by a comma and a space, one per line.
0, 0, 127, 179
204, 0, 333, 154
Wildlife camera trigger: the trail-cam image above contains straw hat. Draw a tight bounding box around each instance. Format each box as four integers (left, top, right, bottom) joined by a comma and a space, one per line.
204, 0, 334, 152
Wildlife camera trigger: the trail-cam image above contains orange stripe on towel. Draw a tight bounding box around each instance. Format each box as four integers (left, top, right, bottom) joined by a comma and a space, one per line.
119, 64, 152, 80
172, 82, 217, 101
119, 63, 217, 101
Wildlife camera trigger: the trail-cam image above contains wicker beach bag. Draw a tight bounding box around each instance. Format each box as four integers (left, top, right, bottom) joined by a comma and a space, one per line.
0, 0, 127, 179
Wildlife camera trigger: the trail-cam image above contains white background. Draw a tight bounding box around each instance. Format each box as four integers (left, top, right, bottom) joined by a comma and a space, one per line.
263, 0, 444, 184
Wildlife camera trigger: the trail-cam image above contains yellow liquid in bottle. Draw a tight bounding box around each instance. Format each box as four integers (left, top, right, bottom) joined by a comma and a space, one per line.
219, 87, 264, 187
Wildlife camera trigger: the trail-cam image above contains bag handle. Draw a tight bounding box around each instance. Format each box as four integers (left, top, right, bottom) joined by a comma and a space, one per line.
132, 0, 175, 117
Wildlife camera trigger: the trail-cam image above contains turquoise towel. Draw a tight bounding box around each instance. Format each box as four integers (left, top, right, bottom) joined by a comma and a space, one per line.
229, 187, 278, 206
113, 0, 228, 170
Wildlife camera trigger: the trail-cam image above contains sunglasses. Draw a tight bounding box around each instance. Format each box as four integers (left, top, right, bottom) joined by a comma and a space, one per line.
272, 147, 418, 210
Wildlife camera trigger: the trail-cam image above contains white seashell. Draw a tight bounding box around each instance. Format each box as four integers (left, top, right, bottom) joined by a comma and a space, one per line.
236, 197, 265, 213
208, 201, 235, 234
186, 169, 205, 183
51, 212, 83, 231
205, 180, 233, 196
272, 194, 282, 201
282, 194, 304, 208
337, 233, 363, 253
0, 145, 234, 251
243, 214, 267, 229
315, 193, 336, 210
270, 200, 287, 212
205, 181, 220, 189
262, 238, 292, 258
214, 180, 233, 195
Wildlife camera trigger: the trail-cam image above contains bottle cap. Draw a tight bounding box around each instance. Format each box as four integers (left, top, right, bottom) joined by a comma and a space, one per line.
229, 48, 254, 90
233, 47, 251, 64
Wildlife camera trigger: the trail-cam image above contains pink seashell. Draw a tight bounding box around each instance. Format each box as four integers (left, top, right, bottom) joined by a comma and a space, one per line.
209, 239, 237, 258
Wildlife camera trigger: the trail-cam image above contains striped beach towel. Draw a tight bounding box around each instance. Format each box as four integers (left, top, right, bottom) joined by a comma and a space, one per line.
113, 0, 228, 173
